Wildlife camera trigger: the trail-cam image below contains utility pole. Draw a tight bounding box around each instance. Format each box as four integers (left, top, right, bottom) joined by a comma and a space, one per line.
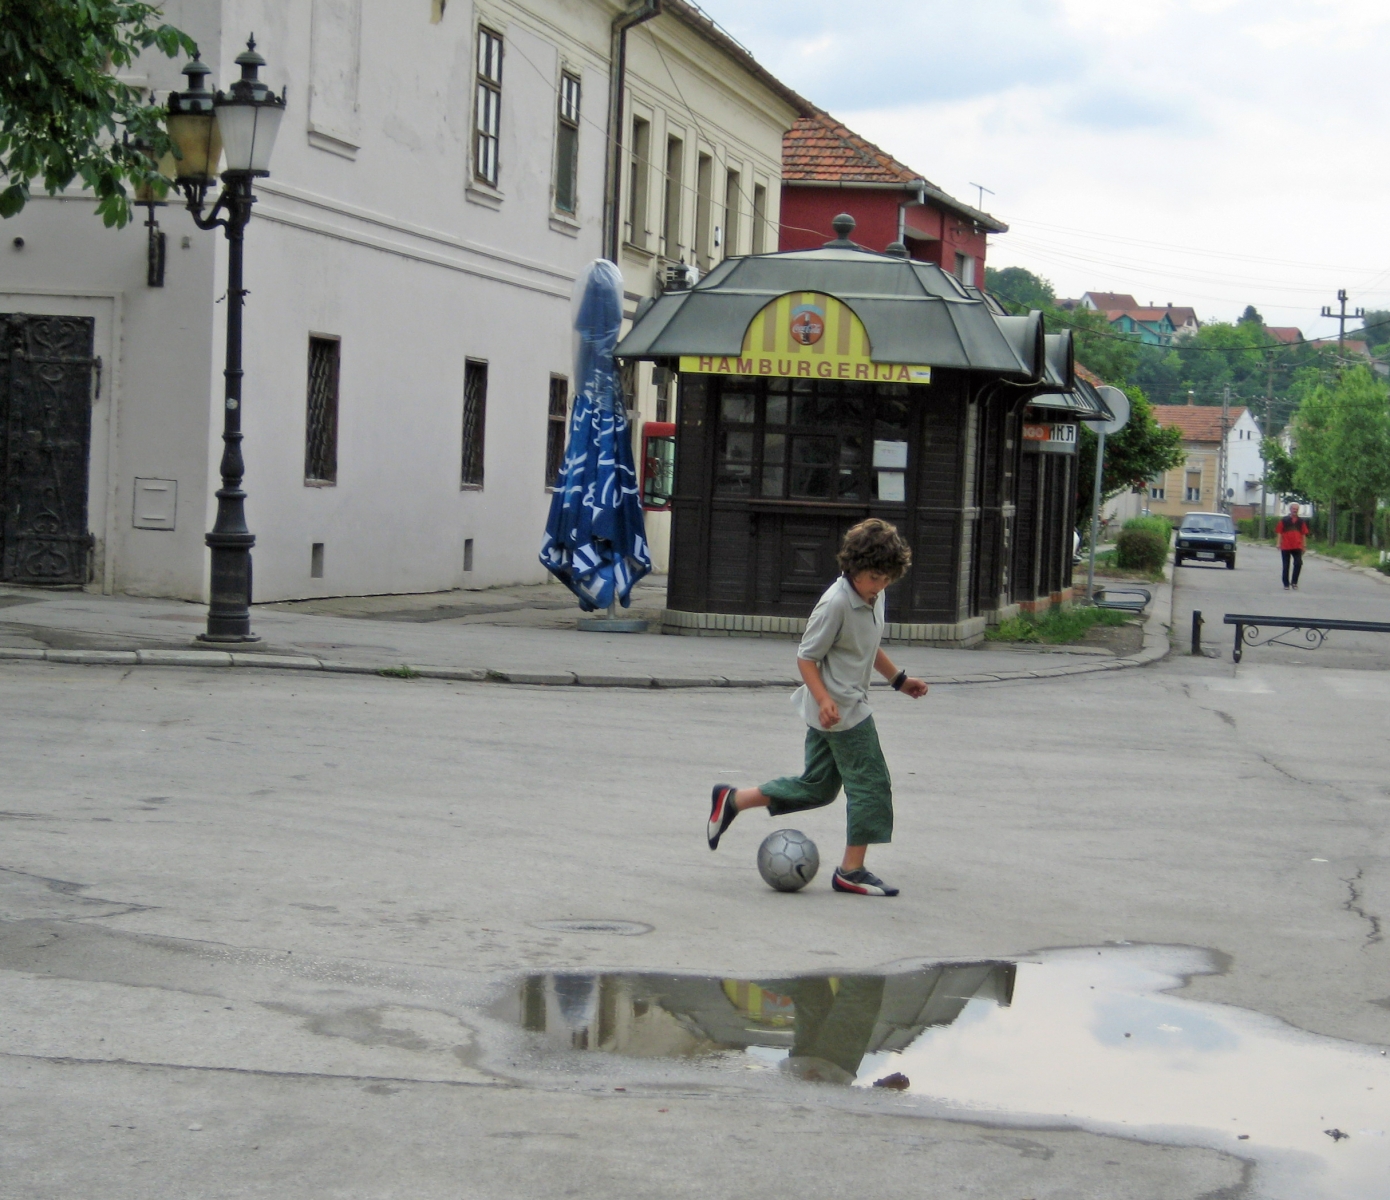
1218, 385, 1231, 514
1321, 288, 1364, 352
1258, 362, 1273, 539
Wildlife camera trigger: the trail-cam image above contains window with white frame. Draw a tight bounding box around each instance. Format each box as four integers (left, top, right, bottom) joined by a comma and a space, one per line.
1148, 475, 1165, 500
627, 116, 651, 248
751, 182, 767, 254
722, 168, 740, 259
554, 72, 580, 213
662, 135, 684, 259
474, 27, 502, 186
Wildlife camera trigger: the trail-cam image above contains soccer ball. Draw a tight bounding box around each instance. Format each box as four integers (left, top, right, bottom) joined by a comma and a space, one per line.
757, 829, 820, 892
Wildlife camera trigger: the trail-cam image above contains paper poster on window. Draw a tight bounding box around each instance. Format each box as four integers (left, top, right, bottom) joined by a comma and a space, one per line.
876, 471, 906, 502
873, 440, 908, 469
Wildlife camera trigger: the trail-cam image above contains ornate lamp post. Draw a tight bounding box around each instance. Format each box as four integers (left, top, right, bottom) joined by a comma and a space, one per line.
165, 39, 285, 642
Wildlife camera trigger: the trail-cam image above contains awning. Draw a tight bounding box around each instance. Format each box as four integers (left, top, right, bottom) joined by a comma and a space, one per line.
1027, 375, 1115, 420
616, 233, 1045, 380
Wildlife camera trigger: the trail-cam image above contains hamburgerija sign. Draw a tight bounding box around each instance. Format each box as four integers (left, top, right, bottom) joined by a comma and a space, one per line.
679, 292, 932, 384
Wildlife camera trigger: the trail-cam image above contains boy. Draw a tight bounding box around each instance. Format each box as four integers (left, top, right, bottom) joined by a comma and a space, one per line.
706, 519, 928, 896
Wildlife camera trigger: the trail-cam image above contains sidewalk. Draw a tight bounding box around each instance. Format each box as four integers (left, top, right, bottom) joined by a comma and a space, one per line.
0, 575, 1172, 686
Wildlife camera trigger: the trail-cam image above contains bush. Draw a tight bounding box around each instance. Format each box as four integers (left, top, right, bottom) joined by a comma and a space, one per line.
1236, 518, 1260, 537
1115, 527, 1169, 570
1122, 515, 1172, 542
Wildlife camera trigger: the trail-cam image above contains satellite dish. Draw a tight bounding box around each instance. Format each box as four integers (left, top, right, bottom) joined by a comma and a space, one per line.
1094, 385, 1130, 435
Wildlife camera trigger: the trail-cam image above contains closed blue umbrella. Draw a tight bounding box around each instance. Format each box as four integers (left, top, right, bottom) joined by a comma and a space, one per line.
539, 260, 651, 611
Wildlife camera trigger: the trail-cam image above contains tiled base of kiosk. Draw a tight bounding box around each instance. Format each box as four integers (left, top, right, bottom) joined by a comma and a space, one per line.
661, 609, 988, 648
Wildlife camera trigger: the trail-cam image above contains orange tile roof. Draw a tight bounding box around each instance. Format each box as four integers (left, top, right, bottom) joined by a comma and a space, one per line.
1266, 326, 1302, 344
1105, 307, 1176, 324
1312, 338, 1371, 356
782, 110, 1007, 232
1075, 362, 1104, 386
1152, 404, 1247, 442
1084, 292, 1137, 310
784, 110, 917, 185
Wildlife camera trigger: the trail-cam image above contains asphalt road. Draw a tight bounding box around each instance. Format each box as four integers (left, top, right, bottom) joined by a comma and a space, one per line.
1, 559, 1387, 1198
1172, 540, 1390, 669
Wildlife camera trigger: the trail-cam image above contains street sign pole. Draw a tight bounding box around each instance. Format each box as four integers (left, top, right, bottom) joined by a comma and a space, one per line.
1085, 386, 1132, 604
1086, 428, 1106, 603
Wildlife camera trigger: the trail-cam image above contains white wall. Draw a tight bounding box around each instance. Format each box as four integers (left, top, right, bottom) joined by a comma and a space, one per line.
1225, 409, 1266, 512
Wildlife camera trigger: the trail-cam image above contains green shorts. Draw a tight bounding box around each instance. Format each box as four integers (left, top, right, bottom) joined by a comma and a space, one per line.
759, 716, 893, 846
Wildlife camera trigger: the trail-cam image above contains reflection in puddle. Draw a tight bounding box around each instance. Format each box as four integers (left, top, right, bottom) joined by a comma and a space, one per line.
511, 961, 1013, 1083
497, 946, 1389, 1200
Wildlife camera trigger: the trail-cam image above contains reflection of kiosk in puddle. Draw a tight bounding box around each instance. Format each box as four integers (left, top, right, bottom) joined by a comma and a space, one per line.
506, 962, 1016, 1084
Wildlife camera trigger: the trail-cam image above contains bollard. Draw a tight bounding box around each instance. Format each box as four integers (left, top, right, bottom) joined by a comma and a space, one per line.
1191, 610, 1203, 656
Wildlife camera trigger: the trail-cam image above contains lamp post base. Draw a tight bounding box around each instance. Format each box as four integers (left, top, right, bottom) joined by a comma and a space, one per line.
195, 632, 262, 644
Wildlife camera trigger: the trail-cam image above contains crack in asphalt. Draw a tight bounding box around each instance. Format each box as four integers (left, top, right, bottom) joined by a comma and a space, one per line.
1341, 868, 1384, 949
0, 1049, 510, 1088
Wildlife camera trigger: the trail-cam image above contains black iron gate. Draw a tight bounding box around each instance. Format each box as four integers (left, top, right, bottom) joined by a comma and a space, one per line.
0, 314, 97, 585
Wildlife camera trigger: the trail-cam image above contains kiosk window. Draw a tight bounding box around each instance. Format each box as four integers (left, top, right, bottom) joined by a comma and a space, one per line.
713, 376, 913, 503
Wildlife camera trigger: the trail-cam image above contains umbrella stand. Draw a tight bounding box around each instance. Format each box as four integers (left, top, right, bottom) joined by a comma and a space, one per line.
577, 600, 648, 633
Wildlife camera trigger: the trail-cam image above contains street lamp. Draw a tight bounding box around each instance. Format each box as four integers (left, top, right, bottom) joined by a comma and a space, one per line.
165, 38, 286, 642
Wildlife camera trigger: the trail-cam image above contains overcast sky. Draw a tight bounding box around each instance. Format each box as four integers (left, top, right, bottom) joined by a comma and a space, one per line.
694, 0, 1390, 338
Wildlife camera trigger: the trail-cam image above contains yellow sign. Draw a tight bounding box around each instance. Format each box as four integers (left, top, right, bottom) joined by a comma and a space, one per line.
680, 292, 932, 384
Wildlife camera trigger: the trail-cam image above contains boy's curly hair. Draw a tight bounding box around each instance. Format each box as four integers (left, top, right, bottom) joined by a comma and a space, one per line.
837, 518, 912, 582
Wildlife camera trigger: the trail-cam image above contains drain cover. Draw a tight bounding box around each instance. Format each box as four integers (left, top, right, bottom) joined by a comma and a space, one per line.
529, 919, 652, 936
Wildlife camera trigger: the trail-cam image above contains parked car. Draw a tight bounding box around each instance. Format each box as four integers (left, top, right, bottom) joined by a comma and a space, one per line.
1174, 512, 1237, 569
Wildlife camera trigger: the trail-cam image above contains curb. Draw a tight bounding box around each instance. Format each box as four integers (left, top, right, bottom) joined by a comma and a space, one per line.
0, 599, 1174, 688
1304, 549, 1390, 588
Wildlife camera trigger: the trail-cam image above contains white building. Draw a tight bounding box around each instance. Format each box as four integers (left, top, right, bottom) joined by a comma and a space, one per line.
0, 0, 801, 602
1102, 404, 1268, 527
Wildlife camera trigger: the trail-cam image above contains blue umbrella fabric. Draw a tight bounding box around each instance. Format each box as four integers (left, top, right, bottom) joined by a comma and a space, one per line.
539, 259, 651, 611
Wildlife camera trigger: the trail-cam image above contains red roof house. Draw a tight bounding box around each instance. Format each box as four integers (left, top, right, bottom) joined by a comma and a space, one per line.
779, 109, 1006, 283
1266, 327, 1302, 344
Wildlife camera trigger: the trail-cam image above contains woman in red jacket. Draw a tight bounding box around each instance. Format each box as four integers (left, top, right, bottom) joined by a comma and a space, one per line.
1277, 504, 1310, 589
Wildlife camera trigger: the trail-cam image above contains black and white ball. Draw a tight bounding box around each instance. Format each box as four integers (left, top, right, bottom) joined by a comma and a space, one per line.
757, 829, 820, 892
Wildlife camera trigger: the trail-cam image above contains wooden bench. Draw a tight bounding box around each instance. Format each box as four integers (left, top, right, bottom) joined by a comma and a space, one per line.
1223, 613, 1390, 663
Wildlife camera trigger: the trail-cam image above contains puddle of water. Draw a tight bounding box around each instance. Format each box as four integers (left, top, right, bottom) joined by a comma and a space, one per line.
493, 945, 1389, 1200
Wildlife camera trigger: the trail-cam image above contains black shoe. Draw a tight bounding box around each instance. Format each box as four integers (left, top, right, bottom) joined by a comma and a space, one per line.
707, 784, 738, 850
832, 867, 899, 897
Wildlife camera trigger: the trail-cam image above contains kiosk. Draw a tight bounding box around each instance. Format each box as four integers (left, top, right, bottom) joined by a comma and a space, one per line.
616, 216, 1111, 645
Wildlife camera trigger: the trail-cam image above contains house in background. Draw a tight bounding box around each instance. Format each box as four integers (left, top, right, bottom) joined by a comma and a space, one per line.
1267, 326, 1302, 345
1066, 293, 1200, 344
777, 109, 1006, 279
1146, 402, 1266, 520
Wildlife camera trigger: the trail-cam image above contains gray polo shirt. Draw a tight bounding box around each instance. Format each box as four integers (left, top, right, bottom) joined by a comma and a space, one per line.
791, 575, 884, 732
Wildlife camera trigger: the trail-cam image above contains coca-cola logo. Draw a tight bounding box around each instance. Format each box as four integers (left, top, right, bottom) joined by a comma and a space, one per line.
789, 304, 825, 346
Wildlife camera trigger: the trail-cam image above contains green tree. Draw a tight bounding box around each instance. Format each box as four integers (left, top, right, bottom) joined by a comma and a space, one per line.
1239, 304, 1264, 325
1293, 366, 1390, 543
1260, 437, 1307, 502
984, 265, 1056, 310
1355, 310, 1390, 356
1075, 384, 1185, 520
0, 0, 196, 227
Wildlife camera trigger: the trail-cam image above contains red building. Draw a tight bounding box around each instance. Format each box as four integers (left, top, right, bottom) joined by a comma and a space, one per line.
780, 109, 1007, 281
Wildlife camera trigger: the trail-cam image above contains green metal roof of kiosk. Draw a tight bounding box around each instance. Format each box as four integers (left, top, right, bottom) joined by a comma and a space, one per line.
616, 215, 1046, 379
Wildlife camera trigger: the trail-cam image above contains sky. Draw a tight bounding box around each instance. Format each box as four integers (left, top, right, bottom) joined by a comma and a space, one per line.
692, 0, 1390, 339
